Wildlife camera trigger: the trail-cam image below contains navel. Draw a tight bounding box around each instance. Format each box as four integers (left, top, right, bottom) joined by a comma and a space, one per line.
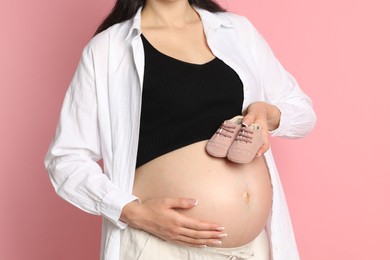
242, 191, 251, 203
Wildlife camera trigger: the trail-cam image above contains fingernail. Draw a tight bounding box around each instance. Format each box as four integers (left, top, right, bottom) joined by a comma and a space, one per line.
189, 199, 198, 205
212, 240, 222, 245
242, 122, 248, 127
198, 245, 207, 248
216, 227, 225, 231
218, 233, 228, 238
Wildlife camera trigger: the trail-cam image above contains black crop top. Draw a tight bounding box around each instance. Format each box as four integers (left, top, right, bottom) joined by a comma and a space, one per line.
135, 34, 244, 168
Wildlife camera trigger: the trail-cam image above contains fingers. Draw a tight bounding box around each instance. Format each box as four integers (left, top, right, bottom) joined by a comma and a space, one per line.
242, 105, 269, 155
164, 198, 198, 209
166, 207, 227, 246
255, 125, 270, 157
242, 113, 270, 157
256, 143, 268, 157
179, 215, 225, 233
242, 113, 255, 127
175, 235, 225, 247
180, 227, 227, 240
126, 198, 227, 249
169, 227, 227, 247
139, 198, 227, 247
242, 101, 267, 127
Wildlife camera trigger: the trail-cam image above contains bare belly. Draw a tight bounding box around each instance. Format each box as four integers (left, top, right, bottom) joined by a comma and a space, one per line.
132, 140, 273, 247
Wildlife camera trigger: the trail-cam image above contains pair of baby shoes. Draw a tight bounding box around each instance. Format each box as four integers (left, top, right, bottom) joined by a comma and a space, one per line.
206, 115, 264, 164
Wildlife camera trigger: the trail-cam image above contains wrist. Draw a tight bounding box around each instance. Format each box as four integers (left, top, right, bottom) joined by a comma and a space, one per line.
267, 104, 281, 131
120, 200, 142, 227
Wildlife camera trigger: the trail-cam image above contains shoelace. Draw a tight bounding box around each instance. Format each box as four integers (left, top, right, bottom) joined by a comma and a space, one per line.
235, 128, 254, 144
216, 122, 237, 138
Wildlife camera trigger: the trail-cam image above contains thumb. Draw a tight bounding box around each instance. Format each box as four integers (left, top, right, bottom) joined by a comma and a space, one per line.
242, 112, 255, 127
166, 198, 199, 209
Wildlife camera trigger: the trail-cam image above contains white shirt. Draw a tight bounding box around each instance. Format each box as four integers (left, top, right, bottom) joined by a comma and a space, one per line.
44, 5, 316, 260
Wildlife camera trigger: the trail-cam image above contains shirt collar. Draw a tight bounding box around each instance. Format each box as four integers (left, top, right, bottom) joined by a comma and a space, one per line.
125, 6, 142, 41
125, 5, 233, 41
192, 5, 234, 29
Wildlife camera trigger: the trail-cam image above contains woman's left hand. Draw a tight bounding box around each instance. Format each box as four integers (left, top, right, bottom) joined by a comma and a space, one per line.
241, 101, 281, 157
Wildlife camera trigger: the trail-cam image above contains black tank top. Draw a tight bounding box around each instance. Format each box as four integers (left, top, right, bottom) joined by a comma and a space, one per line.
135, 33, 244, 168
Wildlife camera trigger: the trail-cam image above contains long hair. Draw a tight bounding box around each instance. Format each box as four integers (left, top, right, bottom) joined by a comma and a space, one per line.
94, 0, 226, 36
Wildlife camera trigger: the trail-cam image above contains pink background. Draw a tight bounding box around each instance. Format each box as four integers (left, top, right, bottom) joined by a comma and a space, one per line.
1, 0, 389, 259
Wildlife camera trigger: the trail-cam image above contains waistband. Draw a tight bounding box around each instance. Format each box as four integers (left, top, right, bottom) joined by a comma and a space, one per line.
179, 236, 256, 260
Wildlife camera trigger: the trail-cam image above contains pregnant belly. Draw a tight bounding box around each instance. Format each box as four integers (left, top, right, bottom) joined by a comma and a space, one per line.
132, 140, 273, 247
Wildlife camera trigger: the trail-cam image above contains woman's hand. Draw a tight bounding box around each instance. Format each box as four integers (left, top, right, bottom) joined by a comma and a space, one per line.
120, 198, 227, 247
242, 101, 281, 156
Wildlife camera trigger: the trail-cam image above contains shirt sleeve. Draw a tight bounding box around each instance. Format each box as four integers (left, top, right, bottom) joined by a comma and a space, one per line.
43, 44, 139, 229
242, 17, 317, 138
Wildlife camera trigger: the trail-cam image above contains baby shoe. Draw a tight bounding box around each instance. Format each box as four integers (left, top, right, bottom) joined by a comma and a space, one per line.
206, 115, 244, 158
227, 124, 264, 164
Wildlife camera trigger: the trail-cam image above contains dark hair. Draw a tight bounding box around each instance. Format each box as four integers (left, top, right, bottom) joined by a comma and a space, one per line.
94, 0, 226, 36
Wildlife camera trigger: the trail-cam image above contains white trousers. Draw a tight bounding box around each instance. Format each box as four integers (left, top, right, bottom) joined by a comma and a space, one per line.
119, 226, 270, 260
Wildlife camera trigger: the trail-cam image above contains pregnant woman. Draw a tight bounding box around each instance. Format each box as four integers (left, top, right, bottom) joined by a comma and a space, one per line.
44, 0, 316, 259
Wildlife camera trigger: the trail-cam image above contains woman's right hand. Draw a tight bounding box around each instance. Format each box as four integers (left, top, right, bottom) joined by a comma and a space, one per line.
120, 198, 227, 247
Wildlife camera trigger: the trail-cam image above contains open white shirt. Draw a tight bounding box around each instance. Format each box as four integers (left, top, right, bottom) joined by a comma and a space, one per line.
44, 5, 316, 260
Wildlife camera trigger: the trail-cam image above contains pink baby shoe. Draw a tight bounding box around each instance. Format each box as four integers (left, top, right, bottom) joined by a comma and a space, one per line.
206, 115, 244, 158
227, 124, 264, 164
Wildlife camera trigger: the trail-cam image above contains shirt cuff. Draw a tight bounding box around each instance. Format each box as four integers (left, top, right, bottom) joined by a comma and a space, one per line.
100, 189, 140, 229
269, 103, 294, 137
